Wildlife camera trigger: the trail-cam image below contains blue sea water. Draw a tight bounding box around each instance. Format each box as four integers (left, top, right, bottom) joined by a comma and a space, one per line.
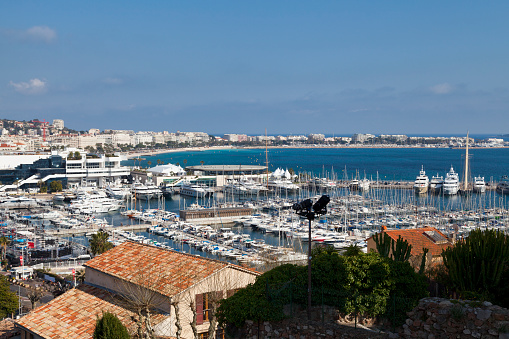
124, 147, 509, 182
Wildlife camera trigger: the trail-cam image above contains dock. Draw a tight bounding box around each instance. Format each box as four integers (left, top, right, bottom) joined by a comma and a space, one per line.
44, 223, 151, 237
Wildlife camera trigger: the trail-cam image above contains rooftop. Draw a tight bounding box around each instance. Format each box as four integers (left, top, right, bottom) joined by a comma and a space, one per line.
84, 241, 257, 297
15, 284, 163, 339
381, 226, 453, 256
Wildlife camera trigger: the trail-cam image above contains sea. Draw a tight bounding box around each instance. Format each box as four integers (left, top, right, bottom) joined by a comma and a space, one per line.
124, 147, 509, 182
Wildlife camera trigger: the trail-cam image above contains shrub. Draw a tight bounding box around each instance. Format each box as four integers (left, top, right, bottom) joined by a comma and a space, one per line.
93, 312, 130, 339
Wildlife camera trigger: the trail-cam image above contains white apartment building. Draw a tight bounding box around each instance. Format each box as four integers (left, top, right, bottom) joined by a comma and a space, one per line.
52, 119, 64, 130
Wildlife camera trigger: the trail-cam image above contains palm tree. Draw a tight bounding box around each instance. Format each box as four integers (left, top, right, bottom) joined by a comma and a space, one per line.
147, 160, 152, 168
89, 231, 114, 256
0, 236, 10, 260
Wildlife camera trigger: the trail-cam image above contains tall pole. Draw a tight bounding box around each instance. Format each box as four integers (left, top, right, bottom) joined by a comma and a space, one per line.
307, 217, 312, 320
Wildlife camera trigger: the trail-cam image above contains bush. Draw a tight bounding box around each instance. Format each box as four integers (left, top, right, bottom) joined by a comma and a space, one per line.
93, 312, 130, 339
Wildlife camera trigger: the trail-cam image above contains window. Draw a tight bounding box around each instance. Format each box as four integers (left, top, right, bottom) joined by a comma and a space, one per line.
203, 292, 213, 322
196, 291, 224, 325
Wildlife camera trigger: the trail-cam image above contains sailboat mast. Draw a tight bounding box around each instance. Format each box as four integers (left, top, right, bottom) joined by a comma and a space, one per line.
464, 131, 469, 190
265, 128, 269, 189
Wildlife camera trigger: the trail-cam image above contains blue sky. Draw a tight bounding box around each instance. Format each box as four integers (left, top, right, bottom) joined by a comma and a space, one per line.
1, 1, 509, 135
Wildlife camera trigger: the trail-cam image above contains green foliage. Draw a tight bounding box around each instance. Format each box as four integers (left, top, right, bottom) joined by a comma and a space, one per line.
93, 312, 130, 339
216, 264, 304, 328
0, 275, 18, 318
343, 244, 363, 257
373, 232, 392, 258
49, 180, 63, 192
217, 248, 426, 329
90, 231, 114, 255
418, 248, 429, 275
442, 229, 509, 301
391, 236, 412, 262
385, 260, 428, 325
40, 185, 48, 193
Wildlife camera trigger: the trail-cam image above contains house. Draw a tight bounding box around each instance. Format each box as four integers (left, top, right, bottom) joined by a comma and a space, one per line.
16, 241, 260, 339
366, 226, 453, 269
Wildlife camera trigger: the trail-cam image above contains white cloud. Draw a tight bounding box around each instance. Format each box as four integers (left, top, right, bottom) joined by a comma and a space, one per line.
9, 78, 47, 94
1, 26, 56, 43
430, 83, 454, 94
103, 77, 124, 85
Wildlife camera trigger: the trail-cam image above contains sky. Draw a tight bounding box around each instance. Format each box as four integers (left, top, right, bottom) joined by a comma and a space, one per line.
1, 1, 509, 135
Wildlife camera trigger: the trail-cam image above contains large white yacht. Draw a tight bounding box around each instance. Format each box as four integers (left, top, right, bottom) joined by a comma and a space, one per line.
496, 176, 509, 195
413, 166, 429, 194
267, 178, 300, 192
358, 178, 370, 192
179, 181, 214, 198
429, 174, 444, 194
131, 182, 162, 200
473, 176, 486, 193
68, 190, 123, 214
443, 166, 460, 195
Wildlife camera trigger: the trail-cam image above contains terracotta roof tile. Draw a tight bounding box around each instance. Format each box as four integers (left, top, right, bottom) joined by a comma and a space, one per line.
84, 241, 234, 297
15, 284, 164, 339
382, 227, 452, 256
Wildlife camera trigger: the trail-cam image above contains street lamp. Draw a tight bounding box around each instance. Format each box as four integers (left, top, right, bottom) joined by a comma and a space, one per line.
292, 194, 330, 320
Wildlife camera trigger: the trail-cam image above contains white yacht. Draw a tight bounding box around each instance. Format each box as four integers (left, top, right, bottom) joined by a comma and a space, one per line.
68, 190, 123, 214
267, 178, 300, 191
223, 180, 250, 195
358, 178, 370, 192
496, 176, 509, 195
179, 181, 214, 198
443, 166, 460, 195
106, 185, 131, 200
473, 176, 486, 193
131, 182, 162, 200
429, 174, 444, 194
349, 178, 359, 191
413, 166, 429, 194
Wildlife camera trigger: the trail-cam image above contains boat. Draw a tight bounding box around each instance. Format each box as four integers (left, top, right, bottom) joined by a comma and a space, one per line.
106, 185, 131, 199
131, 182, 162, 200
179, 181, 214, 198
429, 174, 444, 194
473, 176, 486, 193
496, 176, 509, 194
443, 166, 460, 195
358, 178, 370, 192
413, 166, 429, 194
349, 178, 359, 191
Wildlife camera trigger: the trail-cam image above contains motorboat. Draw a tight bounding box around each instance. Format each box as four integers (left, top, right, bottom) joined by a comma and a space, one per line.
496, 176, 509, 194
106, 185, 131, 199
443, 166, 460, 195
358, 178, 370, 192
267, 178, 300, 191
429, 174, 444, 194
473, 176, 486, 193
179, 181, 214, 198
131, 182, 162, 200
414, 166, 429, 194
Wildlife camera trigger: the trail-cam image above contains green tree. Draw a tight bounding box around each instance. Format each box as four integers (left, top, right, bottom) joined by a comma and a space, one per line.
0, 236, 10, 260
40, 185, 48, 193
49, 180, 63, 192
93, 312, 130, 339
0, 275, 18, 318
89, 231, 114, 256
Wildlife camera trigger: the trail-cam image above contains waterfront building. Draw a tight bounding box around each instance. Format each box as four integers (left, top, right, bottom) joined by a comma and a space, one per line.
0, 149, 130, 190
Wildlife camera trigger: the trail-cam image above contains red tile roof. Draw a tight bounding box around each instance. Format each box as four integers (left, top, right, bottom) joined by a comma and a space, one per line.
15, 284, 160, 339
84, 241, 257, 297
379, 227, 452, 257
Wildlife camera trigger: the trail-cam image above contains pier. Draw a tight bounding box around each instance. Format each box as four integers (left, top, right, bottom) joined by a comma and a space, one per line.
44, 223, 151, 237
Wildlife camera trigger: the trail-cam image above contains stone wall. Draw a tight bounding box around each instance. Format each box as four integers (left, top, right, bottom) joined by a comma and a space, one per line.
399, 297, 509, 338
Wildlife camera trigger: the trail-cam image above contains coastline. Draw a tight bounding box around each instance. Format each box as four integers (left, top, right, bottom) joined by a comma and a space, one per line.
126, 144, 509, 159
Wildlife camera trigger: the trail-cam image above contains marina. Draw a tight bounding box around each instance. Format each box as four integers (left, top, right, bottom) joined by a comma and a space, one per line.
3, 146, 509, 272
